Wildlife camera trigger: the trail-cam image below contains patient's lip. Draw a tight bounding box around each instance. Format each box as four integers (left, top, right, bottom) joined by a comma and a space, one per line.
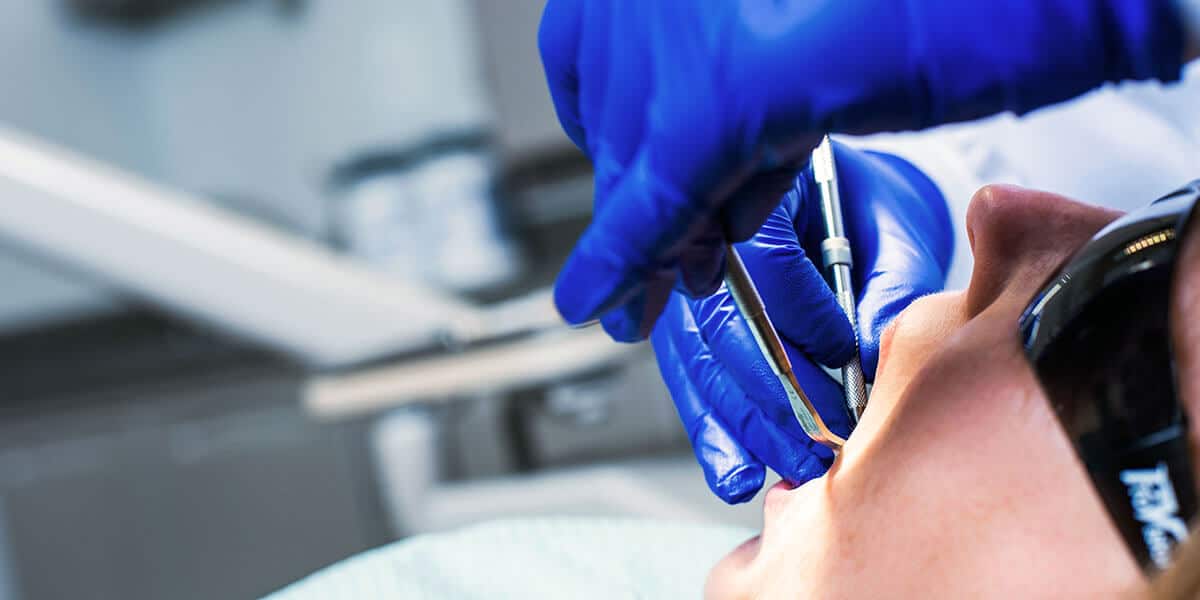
764, 479, 800, 523
770, 479, 800, 492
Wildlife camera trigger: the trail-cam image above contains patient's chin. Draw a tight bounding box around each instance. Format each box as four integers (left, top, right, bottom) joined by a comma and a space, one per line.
705, 534, 759, 600
707, 476, 822, 599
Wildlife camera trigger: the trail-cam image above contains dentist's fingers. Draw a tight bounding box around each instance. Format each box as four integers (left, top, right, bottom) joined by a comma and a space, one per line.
679, 292, 840, 484
854, 270, 937, 378
553, 138, 723, 327
735, 197, 856, 367
598, 267, 674, 342
553, 5, 756, 328
843, 150, 954, 377
675, 225, 727, 301
781, 339, 855, 443
651, 297, 765, 504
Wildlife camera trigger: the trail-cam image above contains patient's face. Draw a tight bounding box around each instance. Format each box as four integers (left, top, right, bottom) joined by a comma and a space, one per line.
707, 185, 1200, 599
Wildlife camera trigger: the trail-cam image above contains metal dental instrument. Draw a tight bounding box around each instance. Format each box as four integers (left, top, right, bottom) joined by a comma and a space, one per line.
724, 243, 846, 451
812, 135, 870, 422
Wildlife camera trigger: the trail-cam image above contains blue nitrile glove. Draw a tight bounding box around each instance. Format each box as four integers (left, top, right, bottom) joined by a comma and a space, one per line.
540, 0, 1186, 341
650, 143, 953, 503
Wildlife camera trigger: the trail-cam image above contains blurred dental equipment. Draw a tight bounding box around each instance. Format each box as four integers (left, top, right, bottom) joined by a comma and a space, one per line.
0, 3, 760, 599
0, 126, 628, 377
328, 132, 520, 295
723, 244, 846, 451
0, 126, 474, 368
812, 136, 870, 422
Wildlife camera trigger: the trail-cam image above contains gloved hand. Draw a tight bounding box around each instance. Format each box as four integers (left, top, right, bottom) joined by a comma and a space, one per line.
540, 0, 1186, 340
651, 143, 953, 503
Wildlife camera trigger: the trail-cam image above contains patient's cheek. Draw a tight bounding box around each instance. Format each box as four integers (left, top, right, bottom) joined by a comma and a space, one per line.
872, 292, 966, 400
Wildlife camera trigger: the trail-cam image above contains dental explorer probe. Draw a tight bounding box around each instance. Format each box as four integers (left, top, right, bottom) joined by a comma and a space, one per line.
724, 244, 846, 451
811, 136, 869, 422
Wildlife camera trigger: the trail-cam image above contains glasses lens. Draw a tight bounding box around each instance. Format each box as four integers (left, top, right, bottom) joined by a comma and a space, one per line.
1020, 191, 1198, 572
1035, 267, 1179, 448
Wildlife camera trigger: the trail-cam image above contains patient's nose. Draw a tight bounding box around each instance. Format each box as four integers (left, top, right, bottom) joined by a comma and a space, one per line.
963, 185, 1122, 315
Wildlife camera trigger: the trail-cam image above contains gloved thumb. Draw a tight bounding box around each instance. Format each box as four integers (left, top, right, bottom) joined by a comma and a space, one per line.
855, 268, 942, 378
842, 150, 954, 378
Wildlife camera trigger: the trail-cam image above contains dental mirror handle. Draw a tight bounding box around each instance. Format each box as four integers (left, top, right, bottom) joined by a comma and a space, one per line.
724, 244, 846, 451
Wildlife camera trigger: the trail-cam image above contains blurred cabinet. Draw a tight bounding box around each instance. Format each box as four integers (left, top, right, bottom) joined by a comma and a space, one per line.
0, 313, 384, 600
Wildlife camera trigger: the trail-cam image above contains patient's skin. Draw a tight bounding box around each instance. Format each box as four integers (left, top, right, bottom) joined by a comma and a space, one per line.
707, 185, 1200, 599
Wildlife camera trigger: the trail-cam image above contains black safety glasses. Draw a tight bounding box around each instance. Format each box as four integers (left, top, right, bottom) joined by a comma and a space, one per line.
1019, 180, 1200, 573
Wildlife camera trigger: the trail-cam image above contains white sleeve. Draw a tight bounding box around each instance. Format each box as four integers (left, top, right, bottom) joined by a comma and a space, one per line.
842, 64, 1200, 292
842, 119, 1013, 292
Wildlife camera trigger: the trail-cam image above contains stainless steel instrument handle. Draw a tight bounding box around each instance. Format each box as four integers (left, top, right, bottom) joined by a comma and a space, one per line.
812, 136, 870, 422
724, 244, 845, 450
